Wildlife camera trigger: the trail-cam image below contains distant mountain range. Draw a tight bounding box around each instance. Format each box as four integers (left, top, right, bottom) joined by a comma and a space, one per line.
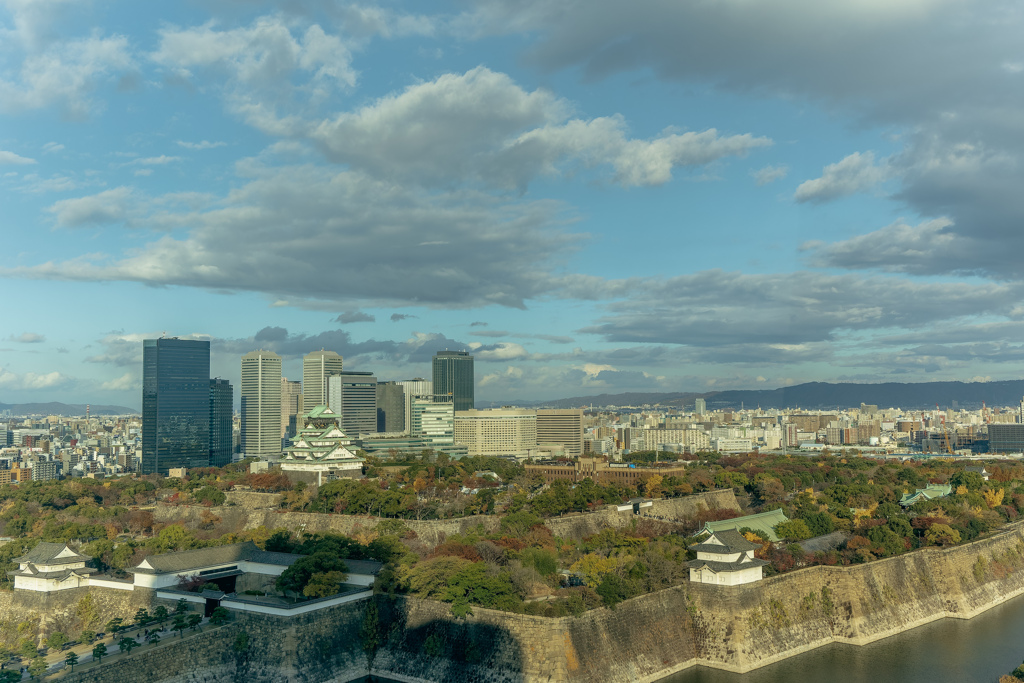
513, 380, 1024, 411
0, 402, 138, 417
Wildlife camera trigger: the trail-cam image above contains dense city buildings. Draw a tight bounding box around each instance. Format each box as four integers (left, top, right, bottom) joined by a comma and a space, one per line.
302, 350, 344, 409
141, 338, 211, 474
397, 378, 432, 433
240, 350, 282, 459
327, 371, 378, 436
432, 350, 474, 411
209, 378, 234, 467
410, 395, 456, 451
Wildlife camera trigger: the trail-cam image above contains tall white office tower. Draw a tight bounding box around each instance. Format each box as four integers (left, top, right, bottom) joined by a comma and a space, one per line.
241, 350, 282, 458
303, 349, 343, 408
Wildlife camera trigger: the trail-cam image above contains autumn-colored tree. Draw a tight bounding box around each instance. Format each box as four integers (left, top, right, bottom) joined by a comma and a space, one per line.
925, 523, 961, 547
984, 488, 1005, 509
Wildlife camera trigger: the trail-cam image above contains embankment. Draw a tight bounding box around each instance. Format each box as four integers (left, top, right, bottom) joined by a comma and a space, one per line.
156, 489, 739, 546
49, 519, 1024, 682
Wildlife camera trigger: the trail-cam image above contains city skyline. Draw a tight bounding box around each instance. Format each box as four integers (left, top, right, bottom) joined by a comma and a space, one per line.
3, 2, 1024, 408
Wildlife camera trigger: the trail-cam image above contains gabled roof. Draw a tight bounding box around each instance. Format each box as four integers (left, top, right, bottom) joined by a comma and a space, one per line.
701, 509, 790, 543
305, 405, 339, 419
129, 542, 302, 575
693, 529, 761, 553
14, 542, 88, 566
899, 484, 951, 506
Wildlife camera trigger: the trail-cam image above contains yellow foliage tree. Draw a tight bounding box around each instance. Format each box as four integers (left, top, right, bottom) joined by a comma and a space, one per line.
569, 554, 621, 588
984, 488, 1005, 509
956, 485, 969, 496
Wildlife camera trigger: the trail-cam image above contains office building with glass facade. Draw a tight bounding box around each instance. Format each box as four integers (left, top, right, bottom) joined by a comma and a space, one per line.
209, 378, 233, 467
142, 338, 211, 474
241, 350, 282, 459
302, 350, 343, 409
327, 371, 377, 436
432, 350, 474, 411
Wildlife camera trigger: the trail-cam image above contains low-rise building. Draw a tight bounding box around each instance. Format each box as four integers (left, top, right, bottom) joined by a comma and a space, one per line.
688, 529, 767, 585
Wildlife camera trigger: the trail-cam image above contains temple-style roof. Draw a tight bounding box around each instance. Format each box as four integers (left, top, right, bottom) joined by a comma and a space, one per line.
700, 509, 789, 543
14, 542, 88, 566
691, 529, 761, 554
688, 528, 768, 574
129, 542, 302, 575
282, 410, 363, 464
688, 556, 769, 574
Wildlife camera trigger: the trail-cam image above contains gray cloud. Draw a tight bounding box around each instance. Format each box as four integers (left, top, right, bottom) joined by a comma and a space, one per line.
335, 311, 375, 324
794, 152, 890, 203
8, 332, 45, 343
390, 313, 416, 322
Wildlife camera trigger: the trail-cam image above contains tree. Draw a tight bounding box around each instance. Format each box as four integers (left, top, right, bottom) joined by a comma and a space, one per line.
118, 636, 137, 654
925, 523, 962, 547
775, 519, 813, 541
19, 638, 38, 659
80, 630, 96, 644
153, 605, 169, 624
172, 615, 188, 637
186, 614, 203, 632
65, 650, 79, 671
133, 608, 150, 627
92, 642, 107, 663
105, 618, 123, 635
146, 632, 160, 646
950, 471, 985, 492
174, 598, 189, 615
46, 631, 67, 650
27, 657, 47, 679
276, 552, 348, 597
209, 607, 230, 626
0, 672, 20, 683
302, 571, 348, 598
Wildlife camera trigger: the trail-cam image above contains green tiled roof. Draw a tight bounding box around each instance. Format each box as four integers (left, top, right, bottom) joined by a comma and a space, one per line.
701, 509, 790, 543
899, 484, 951, 506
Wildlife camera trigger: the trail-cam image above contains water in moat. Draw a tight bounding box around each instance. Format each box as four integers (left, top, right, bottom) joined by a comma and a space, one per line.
662, 591, 1024, 683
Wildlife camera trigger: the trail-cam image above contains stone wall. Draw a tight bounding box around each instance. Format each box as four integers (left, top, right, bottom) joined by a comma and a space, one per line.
40, 522, 1024, 682
155, 489, 738, 547
0, 586, 151, 647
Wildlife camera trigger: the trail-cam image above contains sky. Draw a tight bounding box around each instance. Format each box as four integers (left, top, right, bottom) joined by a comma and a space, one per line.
2, 0, 1024, 410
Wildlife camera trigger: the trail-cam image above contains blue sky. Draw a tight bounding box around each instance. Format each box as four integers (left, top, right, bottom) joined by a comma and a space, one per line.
2, 0, 1024, 409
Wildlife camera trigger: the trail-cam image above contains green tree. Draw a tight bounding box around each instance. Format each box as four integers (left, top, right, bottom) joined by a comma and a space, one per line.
65, 650, 79, 671
302, 570, 348, 598
19, 638, 38, 659
360, 601, 381, 663
80, 630, 96, 644
925, 523, 961, 546
27, 656, 47, 679
276, 552, 348, 597
46, 632, 67, 650
133, 608, 150, 627
105, 618, 123, 635
775, 519, 813, 541
153, 605, 169, 624
232, 631, 249, 655
92, 642, 107, 663
950, 470, 985, 492
174, 598, 189, 615
209, 607, 230, 626
146, 632, 160, 646
186, 613, 202, 632
172, 615, 188, 637
118, 636, 137, 654
0, 672, 18, 683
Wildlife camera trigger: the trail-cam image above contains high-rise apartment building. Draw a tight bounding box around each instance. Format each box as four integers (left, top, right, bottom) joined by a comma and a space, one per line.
303, 350, 343, 409
281, 378, 303, 440
241, 350, 282, 459
142, 338, 211, 474
536, 409, 584, 457
376, 381, 405, 432
209, 379, 233, 467
695, 398, 706, 416
327, 371, 377, 436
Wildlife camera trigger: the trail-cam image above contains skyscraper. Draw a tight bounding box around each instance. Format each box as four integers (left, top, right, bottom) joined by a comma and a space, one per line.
695, 398, 706, 416
281, 378, 303, 440
328, 371, 377, 435
432, 350, 474, 412
397, 378, 432, 434
241, 350, 282, 459
303, 350, 343, 408
209, 378, 233, 467
376, 381, 405, 432
142, 338, 211, 474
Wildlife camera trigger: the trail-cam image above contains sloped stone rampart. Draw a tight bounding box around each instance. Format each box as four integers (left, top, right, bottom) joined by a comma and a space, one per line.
154, 489, 738, 547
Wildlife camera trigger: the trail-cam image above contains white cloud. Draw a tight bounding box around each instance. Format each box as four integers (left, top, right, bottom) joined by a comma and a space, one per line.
0, 150, 36, 165
0, 367, 67, 389
794, 151, 891, 203
753, 164, 788, 186
7, 332, 44, 343
100, 372, 137, 391
176, 140, 226, 150
310, 67, 770, 189
42, 141, 63, 153
47, 186, 136, 227
131, 155, 182, 166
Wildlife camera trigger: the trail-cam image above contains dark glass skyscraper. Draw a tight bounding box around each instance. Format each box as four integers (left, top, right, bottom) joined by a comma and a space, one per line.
142, 338, 211, 474
209, 378, 233, 467
432, 350, 474, 411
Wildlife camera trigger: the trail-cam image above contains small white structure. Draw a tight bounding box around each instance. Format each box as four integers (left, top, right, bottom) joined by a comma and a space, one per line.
8, 542, 97, 592
688, 529, 767, 586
